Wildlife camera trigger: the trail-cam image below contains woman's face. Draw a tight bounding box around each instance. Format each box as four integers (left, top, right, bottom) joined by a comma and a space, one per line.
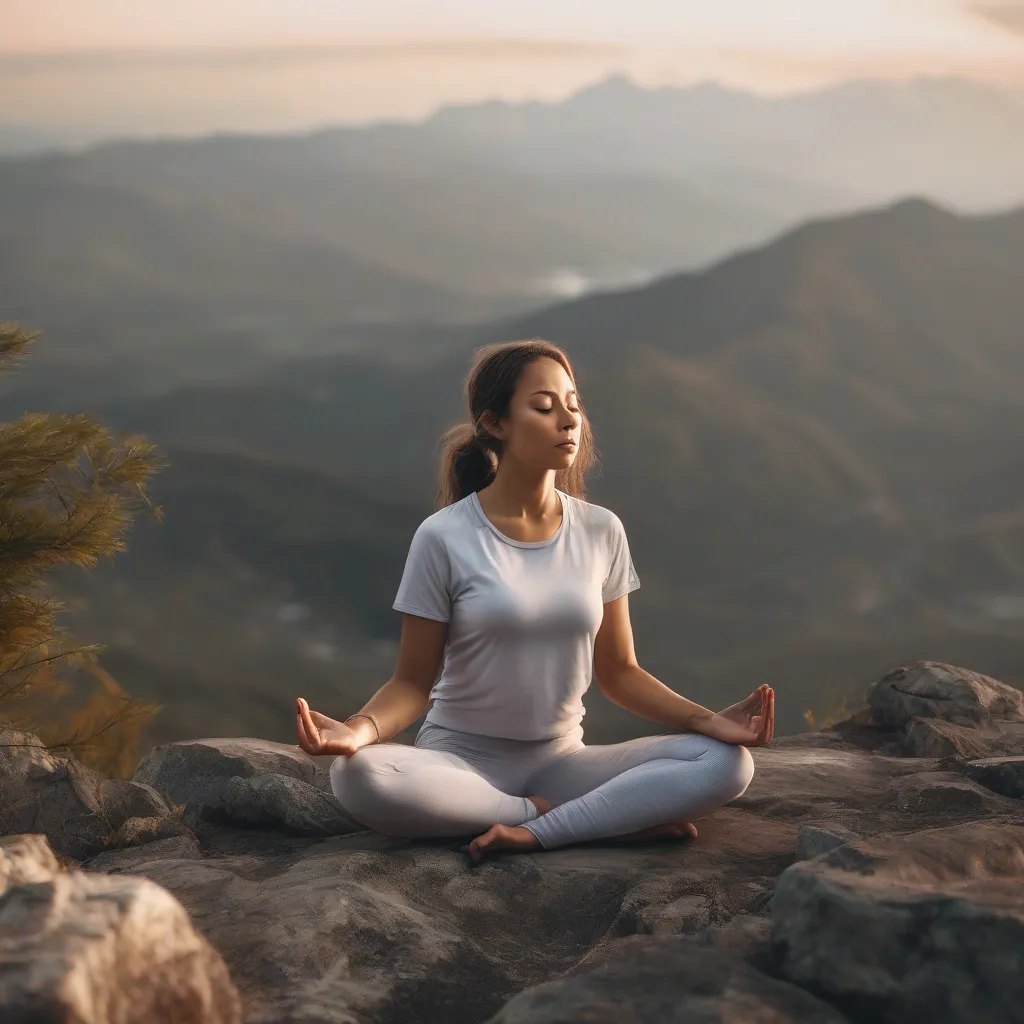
487, 356, 581, 470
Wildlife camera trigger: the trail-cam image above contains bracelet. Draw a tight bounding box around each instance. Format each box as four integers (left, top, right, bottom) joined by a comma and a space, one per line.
344, 713, 381, 744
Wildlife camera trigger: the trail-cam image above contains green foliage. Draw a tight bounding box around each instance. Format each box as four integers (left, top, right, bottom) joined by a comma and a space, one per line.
0, 323, 166, 775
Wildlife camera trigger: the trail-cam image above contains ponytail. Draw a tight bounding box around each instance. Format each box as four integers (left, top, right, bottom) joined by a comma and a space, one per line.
435, 420, 497, 509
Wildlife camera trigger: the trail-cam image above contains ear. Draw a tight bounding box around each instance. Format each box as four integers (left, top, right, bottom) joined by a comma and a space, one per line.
479, 410, 504, 441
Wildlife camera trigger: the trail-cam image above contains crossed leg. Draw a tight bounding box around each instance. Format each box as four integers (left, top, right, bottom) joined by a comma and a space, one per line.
465, 732, 755, 860
331, 731, 755, 862
329, 742, 541, 838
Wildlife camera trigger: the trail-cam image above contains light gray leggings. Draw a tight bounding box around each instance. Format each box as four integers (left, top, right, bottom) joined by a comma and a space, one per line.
330, 720, 755, 850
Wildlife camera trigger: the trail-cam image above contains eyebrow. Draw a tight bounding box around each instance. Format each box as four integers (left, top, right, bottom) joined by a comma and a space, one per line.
532, 389, 578, 398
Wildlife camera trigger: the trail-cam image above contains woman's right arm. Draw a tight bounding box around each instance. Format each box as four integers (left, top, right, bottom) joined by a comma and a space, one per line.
296, 613, 448, 755
348, 613, 448, 743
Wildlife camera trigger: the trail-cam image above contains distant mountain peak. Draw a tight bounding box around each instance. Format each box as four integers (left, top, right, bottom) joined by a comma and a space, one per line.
568, 72, 643, 99
566, 73, 748, 107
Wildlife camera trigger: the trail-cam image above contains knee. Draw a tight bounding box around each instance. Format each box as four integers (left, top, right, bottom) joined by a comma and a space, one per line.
329, 750, 384, 816
709, 739, 755, 801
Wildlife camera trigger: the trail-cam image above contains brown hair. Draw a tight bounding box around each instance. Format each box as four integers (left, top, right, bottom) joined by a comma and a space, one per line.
435, 339, 599, 509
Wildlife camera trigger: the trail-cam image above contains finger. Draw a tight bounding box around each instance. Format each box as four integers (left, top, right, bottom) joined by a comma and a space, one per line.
767, 688, 775, 742
299, 699, 322, 750
297, 702, 322, 752
759, 689, 771, 737
756, 696, 772, 746
749, 715, 765, 745
296, 712, 317, 753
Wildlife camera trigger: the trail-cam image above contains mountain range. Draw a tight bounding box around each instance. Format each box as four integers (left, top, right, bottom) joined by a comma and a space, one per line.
2, 75, 1022, 398
26, 196, 1024, 747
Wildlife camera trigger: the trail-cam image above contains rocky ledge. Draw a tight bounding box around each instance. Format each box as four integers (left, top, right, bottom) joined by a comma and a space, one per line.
2, 660, 1023, 1024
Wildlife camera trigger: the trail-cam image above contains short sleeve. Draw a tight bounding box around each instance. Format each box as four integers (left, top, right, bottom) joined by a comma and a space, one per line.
602, 513, 641, 604
393, 522, 452, 622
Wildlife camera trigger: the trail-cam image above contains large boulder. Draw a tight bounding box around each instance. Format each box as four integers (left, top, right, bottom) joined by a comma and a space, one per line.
770, 821, 1024, 1024
869, 662, 1024, 728
0, 834, 242, 1024
867, 662, 1024, 758
0, 730, 170, 860
132, 738, 359, 835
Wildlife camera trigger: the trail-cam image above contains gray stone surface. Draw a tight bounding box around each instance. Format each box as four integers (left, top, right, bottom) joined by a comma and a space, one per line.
963, 756, 1024, 798
86, 834, 203, 873
884, 770, 1015, 815
487, 943, 849, 1024
794, 824, 858, 862
220, 772, 363, 837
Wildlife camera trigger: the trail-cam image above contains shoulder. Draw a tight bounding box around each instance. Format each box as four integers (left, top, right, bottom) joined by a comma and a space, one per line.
562, 492, 626, 538
410, 493, 478, 546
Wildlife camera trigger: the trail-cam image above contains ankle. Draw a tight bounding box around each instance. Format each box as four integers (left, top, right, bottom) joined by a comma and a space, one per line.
527, 794, 553, 816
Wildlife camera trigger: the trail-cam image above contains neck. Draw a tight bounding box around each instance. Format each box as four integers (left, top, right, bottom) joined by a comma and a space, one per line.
479, 463, 559, 519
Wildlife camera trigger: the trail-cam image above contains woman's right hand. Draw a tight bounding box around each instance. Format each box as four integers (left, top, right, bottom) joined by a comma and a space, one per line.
295, 697, 365, 757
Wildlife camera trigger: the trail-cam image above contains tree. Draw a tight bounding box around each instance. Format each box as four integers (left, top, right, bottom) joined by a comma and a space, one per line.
0, 323, 166, 776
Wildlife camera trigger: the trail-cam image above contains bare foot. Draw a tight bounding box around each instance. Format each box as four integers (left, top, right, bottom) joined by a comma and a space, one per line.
463, 824, 540, 865
613, 820, 698, 844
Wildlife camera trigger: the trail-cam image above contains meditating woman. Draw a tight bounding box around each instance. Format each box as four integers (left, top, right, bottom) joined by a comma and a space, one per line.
295, 338, 774, 864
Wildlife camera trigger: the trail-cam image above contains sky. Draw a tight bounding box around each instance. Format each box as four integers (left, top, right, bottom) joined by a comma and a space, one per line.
2, 0, 1022, 141
4, 0, 1022, 55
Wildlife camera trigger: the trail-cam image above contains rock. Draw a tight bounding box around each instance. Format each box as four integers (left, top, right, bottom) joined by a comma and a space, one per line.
101, 777, 170, 823
0, 834, 242, 1023
869, 661, 1024, 730
88, 734, 975, 1024
902, 716, 1024, 758
794, 824, 858, 861
87, 834, 203, 873
884, 771, 1009, 815
0, 834, 59, 887
0, 732, 170, 860
487, 944, 849, 1024
132, 737, 322, 821
220, 773, 363, 837
770, 821, 1024, 1024
62, 664, 1024, 1023
963, 756, 1024, 798
105, 814, 194, 850
637, 893, 712, 936
571, 913, 774, 979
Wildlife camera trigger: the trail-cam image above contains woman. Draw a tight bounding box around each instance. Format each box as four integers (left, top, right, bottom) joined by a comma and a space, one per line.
296, 339, 774, 864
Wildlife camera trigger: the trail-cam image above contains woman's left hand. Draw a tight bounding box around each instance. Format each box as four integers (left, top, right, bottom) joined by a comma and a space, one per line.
703, 684, 774, 746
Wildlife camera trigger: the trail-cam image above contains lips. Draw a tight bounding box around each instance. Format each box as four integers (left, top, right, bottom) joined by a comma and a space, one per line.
557, 441, 577, 449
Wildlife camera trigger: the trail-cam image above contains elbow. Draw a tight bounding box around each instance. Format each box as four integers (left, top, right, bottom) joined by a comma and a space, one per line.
594, 659, 638, 699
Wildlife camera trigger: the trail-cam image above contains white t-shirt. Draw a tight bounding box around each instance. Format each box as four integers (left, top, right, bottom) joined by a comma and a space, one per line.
392, 488, 641, 740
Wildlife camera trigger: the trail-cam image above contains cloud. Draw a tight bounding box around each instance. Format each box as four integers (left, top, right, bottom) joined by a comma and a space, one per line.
971, 2, 1024, 37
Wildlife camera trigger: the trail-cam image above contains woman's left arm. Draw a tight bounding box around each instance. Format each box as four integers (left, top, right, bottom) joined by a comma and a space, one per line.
594, 596, 774, 746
